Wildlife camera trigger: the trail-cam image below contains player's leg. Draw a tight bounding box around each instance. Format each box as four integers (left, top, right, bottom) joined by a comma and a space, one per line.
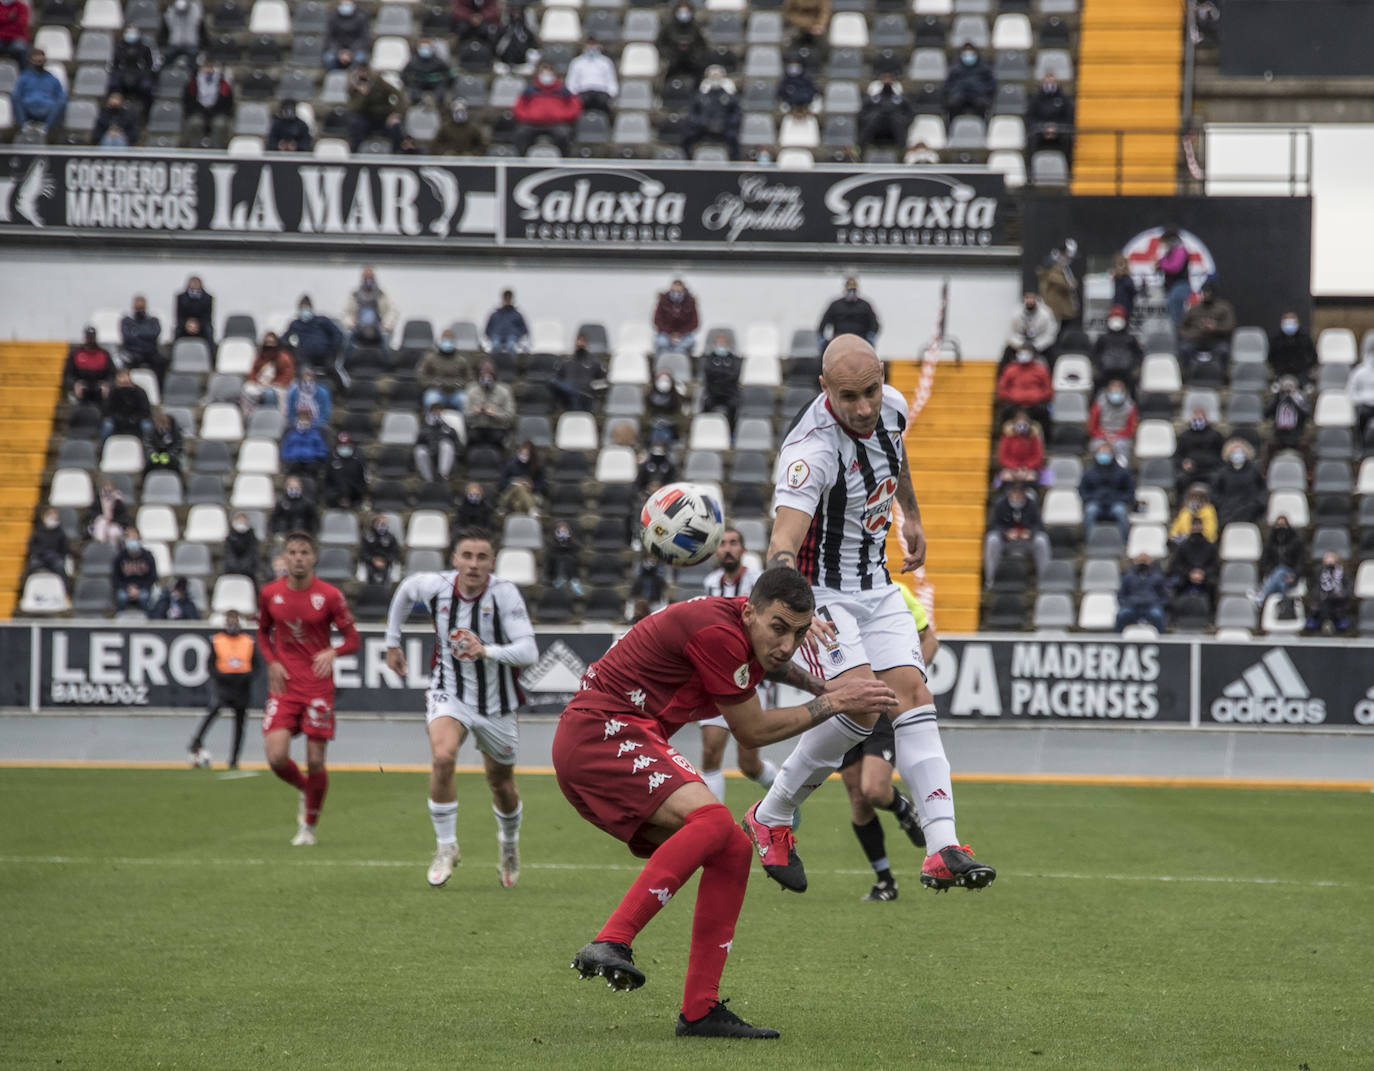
297, 734, 329, 844
263, 722, 306, 791
425, 711, 465, 886
189, 702, 219, 766
859, 717, 924, 848
734, 744, 777, 789
843, 759, 894, 901
229, 704, 247, 769
698, 722, 729, 802
482, 753, 521, 888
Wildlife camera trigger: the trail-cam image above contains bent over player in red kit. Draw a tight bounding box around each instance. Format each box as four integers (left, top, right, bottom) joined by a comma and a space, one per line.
553, 567, 896, 1039
257, 531, 361, 845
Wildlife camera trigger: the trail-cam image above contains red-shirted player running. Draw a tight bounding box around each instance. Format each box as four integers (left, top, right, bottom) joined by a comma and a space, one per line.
554, 567, 896, 1039
257, 531, 361, 846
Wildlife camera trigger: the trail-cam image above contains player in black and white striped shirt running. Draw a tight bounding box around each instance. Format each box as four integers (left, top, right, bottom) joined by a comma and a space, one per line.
384, 528, 538, 890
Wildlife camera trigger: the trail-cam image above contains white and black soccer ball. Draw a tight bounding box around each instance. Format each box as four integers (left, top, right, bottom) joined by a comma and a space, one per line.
191, 748, 212, 769
640, 482, 725, 567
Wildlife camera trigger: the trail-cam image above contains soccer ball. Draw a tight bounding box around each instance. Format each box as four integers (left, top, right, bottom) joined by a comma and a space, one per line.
640, 483, 725, 567
191, 748, 212, 769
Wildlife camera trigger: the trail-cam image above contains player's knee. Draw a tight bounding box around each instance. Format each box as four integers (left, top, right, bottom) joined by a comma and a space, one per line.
718, 825, 754, 870
737, 753, 762, 779
306, 758, 326, 775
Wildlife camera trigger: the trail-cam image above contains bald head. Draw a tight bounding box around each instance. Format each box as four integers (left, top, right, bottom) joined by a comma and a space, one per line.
820, 335, 885, 436
821, 334, 881, 379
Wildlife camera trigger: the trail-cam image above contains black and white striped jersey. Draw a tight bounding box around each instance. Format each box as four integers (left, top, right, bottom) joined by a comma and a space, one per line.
384, 572, 538, 716
702, 567, 757, 598
772, 385, 909, 594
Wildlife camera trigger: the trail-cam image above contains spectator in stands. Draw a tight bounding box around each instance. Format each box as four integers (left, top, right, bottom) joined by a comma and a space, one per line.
659, 3, 708, 83
1266, 310, 1317, 386
27, 508, 70, 584
996, 410, 1045, 487
175, 275, 214, 343
112, 528, 158, 612
1088, 378, 1138, 464
1211, 438, 1266, 527
500, 440, 546, 497
493, 4, 538, 68
1109, 253, 1137, 322
119, 295, 164, 385
433, 98, 488, 156
403, 38, 454, 103
630, 553, 667, 606
92, 91, 140, 147
1173, 407, 1224, 495
1264, 375, 1311, 467
267, 100, 313, 152
1344, 348, 1374, 446
548, 334, 604, 412
904, 140, 940, 165
1155, 228, 1192, 332
512, 62, 582, 156
982, 482, 1050, 585
12, 49, 66, 135
1004, 291, 1058, 365
455, 481, 494, 530
818, 276, 880, 349
499, 474, 537, 516
177, 316, 213, 356
286, 368, 332, 428
322, 432, 368, 509
243, 332, 296, 411
280, 410, 331, 477
101, 368, 154, 445
777, 59, 817, 110
144, 411, 184, 474
224, 513, 260, 580
88, 478, 132, 545
566, 37, 618, 118
108, 25, 155, 113
414, 402, 460, 482
545, 521, 583, 596
343, 266, 398, 372
357, 513, 397, 584
285, 296, 343, 373
1037, 239, 1080, 328
1169, 482, 1218, 544
1115, 552, 1168, 632
1167, 518, 1217, 613
635, 442, 677, 494
700, 332, 743, 432
1178, 280, 1235, 376
646, 371, 689, 447
463, 359, 515, 449
653, 278, 700, 356
995, 347, 1052, 430
1026, 72, 1074, 162
1091, 306, 1143, 393
418, 330, 471, 410
66, 326, 116, 403
270, 476, 319, 536
346, 66, 401, 150
942, 42, 995, 122
484, 289, 530, 354
1253, 513, 1304, 609
682, 66, 741, 161
858, 73, 915, 153
325, 0, 371, 70
160, 0, 204, 72
150, 576, 200, 620
452, 0, 500, 46
1307, 552, 1352, 634
0, 0, 30, 68
783, 0, 830, 40
1080, 440, 1135, 540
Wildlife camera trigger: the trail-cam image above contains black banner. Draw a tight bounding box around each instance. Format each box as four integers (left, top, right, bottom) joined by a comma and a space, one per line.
1198, 644, 1374, 728
1220, 1, 1374, 78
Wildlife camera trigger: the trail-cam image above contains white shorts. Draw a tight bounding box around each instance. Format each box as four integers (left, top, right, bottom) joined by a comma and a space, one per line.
699, 714, 729, 730
425, 689, 518, 766
799, 584, 926, 681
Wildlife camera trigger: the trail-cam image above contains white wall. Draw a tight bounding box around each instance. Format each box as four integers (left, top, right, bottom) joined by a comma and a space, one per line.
0, 247, 1019, 359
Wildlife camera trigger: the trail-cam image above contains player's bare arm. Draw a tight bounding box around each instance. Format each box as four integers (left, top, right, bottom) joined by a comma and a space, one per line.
717, 680, 896, 749
919, 624, 939, 666
384, 646, 407, 677
897, 445, 927, 572
311, 648, 338, 678
763, 662, 829, 696
266, 660, 289, 695
765, 505, 811, 571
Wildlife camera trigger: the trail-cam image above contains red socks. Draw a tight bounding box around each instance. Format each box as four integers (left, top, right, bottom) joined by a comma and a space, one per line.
304, 769, 329, 827
271, 758, 307, 791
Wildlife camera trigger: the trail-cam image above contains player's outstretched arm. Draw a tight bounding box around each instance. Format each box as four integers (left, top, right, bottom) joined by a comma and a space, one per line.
763, 662, 829, 696
897, 444, 927, 572
765, 505, 813, 571
717, 679, 897, 749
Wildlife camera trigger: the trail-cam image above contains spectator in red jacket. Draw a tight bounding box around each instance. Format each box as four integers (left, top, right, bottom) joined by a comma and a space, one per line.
652, 278, 700, 356
1088, 378, 1139, 464
452, 0, 500, 45
996, 410, 1045, 487
66, 326, 116, 404
995, 347, 1051, 429
0, 0, 31, 67
183, 59, 234, 147
512, 62, 581, 155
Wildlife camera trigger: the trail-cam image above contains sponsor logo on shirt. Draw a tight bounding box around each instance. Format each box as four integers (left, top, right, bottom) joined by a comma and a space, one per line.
861, 476, 899, 534
787, 460, 810, 488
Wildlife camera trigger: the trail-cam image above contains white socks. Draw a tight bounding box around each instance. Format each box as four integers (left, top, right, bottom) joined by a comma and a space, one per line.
428, 798, 458, 847
701, 767, 727, 803
494, 801, 523, 844
754, 716, 871, 826
891, 707, 957, 853
753, 758, 779, 789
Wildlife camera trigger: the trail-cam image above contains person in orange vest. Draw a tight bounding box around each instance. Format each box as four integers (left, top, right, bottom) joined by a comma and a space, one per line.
189, 610, 262, 770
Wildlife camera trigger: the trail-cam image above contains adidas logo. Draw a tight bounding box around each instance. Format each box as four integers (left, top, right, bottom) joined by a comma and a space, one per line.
1209, 648, 1326, 725
924, 788, 950, 803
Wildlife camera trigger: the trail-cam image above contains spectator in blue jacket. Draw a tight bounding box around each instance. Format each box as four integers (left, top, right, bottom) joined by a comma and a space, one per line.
285, 367, 333, 428
1115, 552, 1169, 632
776, 59, 817, 109
484, 289, 529, 353
12, 49, 66, 133
280, 411, 331, 476
1078, 439, 1135, 541
283, 295, 342, 374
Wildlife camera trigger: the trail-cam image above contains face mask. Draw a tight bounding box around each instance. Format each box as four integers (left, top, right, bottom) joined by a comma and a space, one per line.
714, 345, 729, 356
555, 530, 570, 544
44, 515, 59, 529
452, 106, 468, 122
124, 30, 140, 43
479, 375, 493, 388
338, 2, 354, 14
655, 377, 672, 392
1096, 452, 1113, 465
188, 287, 202, 297
961, 51, 977, 66
417, 45, 434, 58
287, 487, 302, 499
676, 8, 691, 21
225, 624, 241, 635
361, 278, 376, 291
296, 423, 311, 433
467, 493, 482, 504
787, 64, 802, 76
1107, 390, 1125, 404
125, 539, 142, 552
669, 290, 684, 302
1013, 422, 1029, 435
1107, 317, 1126, 332
232, 520, 249, 533
1281, 319, 1298, 335
1016, 351, 1032, 364
650, 446, 667, 459
1189, 417, 1206, 431
1043, 82, 1058, 94
845, 288, 857, 298
538, 71, 555, 85
1136, 563, 1150, 573
439, 340, 456, 353
518, 450, 531, 463
174, 0, 188, 9
1023, 301, 1037, 313
375, 522, 387, 533
1230, 452, 1245, 466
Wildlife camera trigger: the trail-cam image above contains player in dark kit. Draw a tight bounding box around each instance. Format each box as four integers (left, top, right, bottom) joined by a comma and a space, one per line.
554, 568, 897, 1039
257, 531, 360, 845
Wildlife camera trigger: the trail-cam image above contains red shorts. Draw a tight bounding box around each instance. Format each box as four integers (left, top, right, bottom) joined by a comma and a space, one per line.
552, 702, 703, 858
262, 694, 336, 741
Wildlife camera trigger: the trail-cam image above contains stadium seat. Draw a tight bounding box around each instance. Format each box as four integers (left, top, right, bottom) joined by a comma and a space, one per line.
1315, 391, 1354, 428
1134, 420, 1176, 459
1125, 524, 1166, 561
99, 435, 144, 474
319, 510, 360, 546
1215, 597, 1257, 632
1219, 562, 1257, 596
1133, 486, 1169, 527
1080, 559, 1119, 593
991, 12, 1032, 49
1041, 488, 1083, 527
20, 572, 71, 614
502, 514, 544, 550
136, 505, 179, 544
608, 351, 650, 385
1219, 523, 1262, 563
1077, 592, 1117, 631
1029, 150, 1068, 187
1317, 328, 1356, 365
212, 575, 258, 615
1358, 458, 1374, 495
1032, 593, 1074, 630
380, 411, 420, 445
172, 542, 214, 578
689, 413, 733, 452
1231, 327, 1268, 365
407, 510, 449, 549
184, 505, 229, 543
1050, 354, 1092, 392
740, 355, 782, 387
555, 413, 598, 451
595, 447, 638, 483
200, 404, 245, 442
1259, 594, 1304, 635
1264, 491, 1309, 528
1139, 354, 1182, 393
246, 409, 285, 441
230, 474, 275, 510
372, 36, 412, 73
494, 548, 538, 586
49, 469, 94, 508
236, 437, 280, 475
620, 43, 658, 77
72, 578, 112, 615
249, 0, 291, 35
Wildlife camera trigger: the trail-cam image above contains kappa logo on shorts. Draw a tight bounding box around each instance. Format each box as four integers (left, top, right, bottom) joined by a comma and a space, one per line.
787, 459, 810, 488
630, 755, 658, 773
627, 689, 647, 709
733, 663, 750, 689
310, 593, 325, 611
615, 740, 642, 757
647, 771, 672, 793
603, 718, 627, 739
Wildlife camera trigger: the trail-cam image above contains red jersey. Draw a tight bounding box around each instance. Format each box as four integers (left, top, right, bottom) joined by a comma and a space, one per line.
572, 597, 765, 735
257, 577, 360, 700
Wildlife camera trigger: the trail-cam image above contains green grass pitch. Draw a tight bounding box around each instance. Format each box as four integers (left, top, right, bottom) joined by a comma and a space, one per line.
1, 769, 1371, 1070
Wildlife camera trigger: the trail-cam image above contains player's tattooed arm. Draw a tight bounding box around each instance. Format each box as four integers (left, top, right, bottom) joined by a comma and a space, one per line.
897, 446, 921, 520
804, 693, 838, 726
766, 505, 812, 572
897, 445, 927, 571
767, 550, 797, 569
764, 662, 828, 695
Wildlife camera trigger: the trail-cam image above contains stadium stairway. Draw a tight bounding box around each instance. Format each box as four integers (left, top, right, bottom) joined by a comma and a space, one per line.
884, 360, 998, 634
1072, 0, 1185, 195
0, 342, 67, 617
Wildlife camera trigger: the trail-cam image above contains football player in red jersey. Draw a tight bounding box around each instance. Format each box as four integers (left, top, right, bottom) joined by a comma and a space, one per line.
555, 567, 896, 1039
257, 531, 361, 845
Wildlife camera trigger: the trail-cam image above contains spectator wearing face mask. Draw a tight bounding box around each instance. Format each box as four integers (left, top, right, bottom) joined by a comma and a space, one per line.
1004, 291, 1058, 365
996, 410, 1045, 486
67, 326, 116, 404
943, 42, 996, 121
1173, 407, 1224, 495
658, 2, 708, 81
565, 37, 618, 117
108, 24, 155, 112
1026, 73, 1074, 161
1109, 253, 1137, 322
433, 98, 488, 156
243, 333, 296, 411
88, 479, 132, 545
700, 333, 743, 432
777, 59, 817, 109
27, 508, 71, 585
325, 0, 371, 69
646, 371, 689, 447
285, 296, 343, 373
1168, 516, 1219, 612
1088, 378, 1138, 465
119, 295, 165, 385
1266, 311, 1316, 386
175, 275, 215, 343
322, 432, 368, 509
1115, 553, 1168, 632
188, 609, 259, 770
144, 411, 184, 474
1307, 552, 1352, 634
415, 402, 461, 482
652, 279, 700, 356
635, 442, 677, 494
463, 360, 515, 449
548, 334, 604, 412
112, 528, 159, 612
1155, 228, 1192, 331
545, 521, 584, 595
151, 576, 200, 620
1264, 375, 1311, 469
268, 100, 313, 151
1253, 514, 1304, 610
0, 0, 31, 68
419, 330, 471, 409
280, 410, 331, 477
183, 59, 233, 146
455, 481, 494, 530
1169, 482, 1218, 544
995, 347, 1052, 430
342, 266, 397, 378
1079, 440, 1135, 541
1178, 280, 1236, 376
983, 482, 1050, 584
500, 440, 546, 496
101, 368, 155, 445
270, 476, 319, 536
93, 91, 141, 148
1347, 347, 1374, 446
483, 289, 530, 354
361, 513, 400, 584
1037, 239, 1080, 327
160, 0, 204, 71
286, 368, 332, 428
1091, 305, 1143, 393
818, 276, 880, 348
1210, 438, 1266, 528
452, 0, 500, 45
225, 512, 260, 579
512, 61, 582, 155
682, 65, 742, 161
403, 38, 455, 102
12, 48, 65, 133
858, 73, 914, 152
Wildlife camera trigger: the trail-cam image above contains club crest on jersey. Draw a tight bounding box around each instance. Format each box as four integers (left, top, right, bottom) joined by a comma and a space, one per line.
310, 593, 325, 611
733, 663, 751, 689
786, 459, 810, 488
861, 476, 899, 534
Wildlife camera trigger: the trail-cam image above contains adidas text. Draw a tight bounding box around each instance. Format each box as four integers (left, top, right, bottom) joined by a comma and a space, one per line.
1209, 696, 1325, 725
